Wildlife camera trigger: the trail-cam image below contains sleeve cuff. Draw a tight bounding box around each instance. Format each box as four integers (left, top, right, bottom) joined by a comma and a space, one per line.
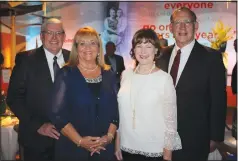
164, 130, 182, 151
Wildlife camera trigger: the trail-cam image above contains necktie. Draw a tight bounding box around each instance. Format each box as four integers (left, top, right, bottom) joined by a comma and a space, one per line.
53, 56, 60, 80
170, 49, 181, 85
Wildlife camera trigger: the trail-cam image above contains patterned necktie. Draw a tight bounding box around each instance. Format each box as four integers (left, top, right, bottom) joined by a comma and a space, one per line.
170, 49, 181, 85
53, 56, 60, 80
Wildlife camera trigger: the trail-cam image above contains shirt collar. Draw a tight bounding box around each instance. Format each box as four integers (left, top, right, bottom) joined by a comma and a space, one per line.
175, 39, 195, 53
44, 47, 63, 60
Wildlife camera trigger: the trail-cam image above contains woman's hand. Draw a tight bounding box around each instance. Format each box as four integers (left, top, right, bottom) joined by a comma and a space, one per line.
90, 145, 106, 156
80, 136, 101, 152
98, 135, 112, 147
163, 148, 172, 161
89, 135, 110, 156
115, 141, 123, 161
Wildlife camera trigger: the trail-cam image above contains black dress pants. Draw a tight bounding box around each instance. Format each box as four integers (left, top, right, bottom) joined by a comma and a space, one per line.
24, 145, 54, 161
121, 150, 163, 161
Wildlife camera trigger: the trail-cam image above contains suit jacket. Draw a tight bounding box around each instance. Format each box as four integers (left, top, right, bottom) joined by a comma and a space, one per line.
7, 46, 70, 150
156, 41, 227, 155
104, 54, 125, 80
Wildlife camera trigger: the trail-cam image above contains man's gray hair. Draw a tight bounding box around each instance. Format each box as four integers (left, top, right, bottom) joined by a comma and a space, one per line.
41, 18, 64, 32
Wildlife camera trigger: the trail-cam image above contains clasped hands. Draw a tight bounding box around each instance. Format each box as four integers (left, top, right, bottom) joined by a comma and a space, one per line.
80, 135, 113, 156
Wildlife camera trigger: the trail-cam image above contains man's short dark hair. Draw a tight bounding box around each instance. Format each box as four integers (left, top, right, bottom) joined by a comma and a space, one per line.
106, 41, 116, 49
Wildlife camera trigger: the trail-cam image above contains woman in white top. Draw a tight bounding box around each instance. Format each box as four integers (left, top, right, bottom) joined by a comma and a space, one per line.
115, 28, 182, 161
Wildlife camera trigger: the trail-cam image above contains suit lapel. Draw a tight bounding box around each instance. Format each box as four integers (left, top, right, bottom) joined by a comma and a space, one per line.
115, 56, 119, 71
176, 41, 202, 89
62, 49, 69, 62
35, 46, 53, 85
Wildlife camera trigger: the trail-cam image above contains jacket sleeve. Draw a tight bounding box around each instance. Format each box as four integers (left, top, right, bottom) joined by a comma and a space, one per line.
7, 54, 43, 133
209, 51, 227, 142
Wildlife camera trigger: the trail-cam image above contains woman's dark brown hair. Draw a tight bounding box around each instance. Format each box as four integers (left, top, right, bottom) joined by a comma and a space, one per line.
130, 28, 161, 66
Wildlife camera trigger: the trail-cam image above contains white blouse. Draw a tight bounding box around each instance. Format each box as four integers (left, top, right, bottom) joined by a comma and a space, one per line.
117, 68, 182, 157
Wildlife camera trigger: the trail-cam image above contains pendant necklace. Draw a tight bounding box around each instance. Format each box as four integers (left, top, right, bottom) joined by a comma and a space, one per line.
130, 63, 155, 129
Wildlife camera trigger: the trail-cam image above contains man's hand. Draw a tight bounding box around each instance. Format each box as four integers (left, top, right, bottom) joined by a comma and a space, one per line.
210, 140, 218, 152
37, 123, 60, 139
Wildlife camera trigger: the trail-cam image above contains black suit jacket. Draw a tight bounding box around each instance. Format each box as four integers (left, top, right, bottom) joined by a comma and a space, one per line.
7, 46, 70, 150
104, 54, 125, 80
156, 41, 227, 155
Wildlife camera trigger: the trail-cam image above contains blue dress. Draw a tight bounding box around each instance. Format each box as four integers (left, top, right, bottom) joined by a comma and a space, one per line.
49, 66, 119, 161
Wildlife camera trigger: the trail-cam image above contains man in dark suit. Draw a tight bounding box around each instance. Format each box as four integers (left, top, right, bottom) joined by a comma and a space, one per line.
7, 18, 70, 161
156, 7, 227, 161
104, 41, 125, 90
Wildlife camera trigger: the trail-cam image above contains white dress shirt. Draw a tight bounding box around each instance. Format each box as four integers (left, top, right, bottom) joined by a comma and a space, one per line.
168, 40, 195, 86
44, 48, 65, 82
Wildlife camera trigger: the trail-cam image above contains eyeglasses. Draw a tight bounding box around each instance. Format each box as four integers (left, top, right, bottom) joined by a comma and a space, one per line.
42, 30, 65, 37
76, 41, 98, 48
171, 19, 195, 26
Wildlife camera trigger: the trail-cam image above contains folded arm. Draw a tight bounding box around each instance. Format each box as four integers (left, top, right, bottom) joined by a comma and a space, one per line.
209, 52, 227, 151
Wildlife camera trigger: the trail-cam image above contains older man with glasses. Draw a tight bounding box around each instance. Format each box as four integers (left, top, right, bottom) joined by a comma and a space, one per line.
7, 18, 70, 161
157, 7, 227, 161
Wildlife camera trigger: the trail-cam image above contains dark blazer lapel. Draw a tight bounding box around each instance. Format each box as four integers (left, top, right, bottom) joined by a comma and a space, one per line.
62, 49, 69, 62
36, 46, 53, 85
176, 41, 202, 89
115, 56, 120, 71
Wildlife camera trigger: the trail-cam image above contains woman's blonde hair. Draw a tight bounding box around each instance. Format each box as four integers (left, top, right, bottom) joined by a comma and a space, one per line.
67, 26, 110, 70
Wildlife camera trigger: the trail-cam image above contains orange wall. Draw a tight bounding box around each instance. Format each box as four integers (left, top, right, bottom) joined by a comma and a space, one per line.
0, 32, 26, 68
0, 32, 26, 93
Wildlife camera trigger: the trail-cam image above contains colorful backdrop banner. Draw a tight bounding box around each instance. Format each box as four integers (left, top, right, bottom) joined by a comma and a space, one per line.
0, 2, 237, 77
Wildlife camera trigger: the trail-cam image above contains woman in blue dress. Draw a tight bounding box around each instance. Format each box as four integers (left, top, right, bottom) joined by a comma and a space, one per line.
49, 26, 119, 161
